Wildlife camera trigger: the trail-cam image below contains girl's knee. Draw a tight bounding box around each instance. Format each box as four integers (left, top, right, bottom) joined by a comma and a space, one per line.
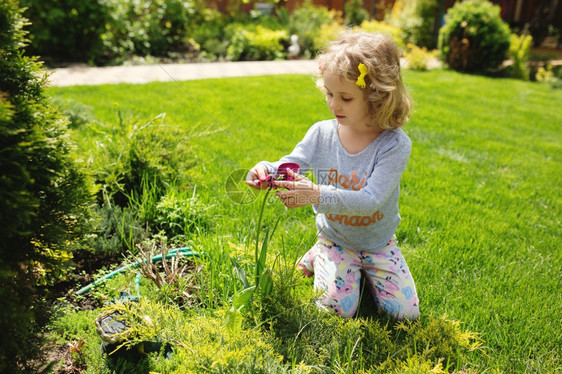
400, 305, 420, 320
321, 291, 359, 318
321, 301, 357, 318
379, 296, 420, 320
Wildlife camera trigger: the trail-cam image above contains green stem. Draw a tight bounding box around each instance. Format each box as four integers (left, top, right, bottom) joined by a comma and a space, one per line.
255, 187, 272, 286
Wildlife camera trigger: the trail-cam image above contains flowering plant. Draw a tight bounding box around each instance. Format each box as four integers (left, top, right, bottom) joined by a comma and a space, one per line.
256, 162, 300, 189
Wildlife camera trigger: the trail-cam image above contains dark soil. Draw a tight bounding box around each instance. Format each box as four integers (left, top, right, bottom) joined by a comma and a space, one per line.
37, 252, 124, 372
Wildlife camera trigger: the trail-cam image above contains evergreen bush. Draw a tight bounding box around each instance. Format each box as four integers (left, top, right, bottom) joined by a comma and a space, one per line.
225, 23, 288, 61
22, 0, 204, 65
411, 0, 441, 49
360, 20, 406, 49
191, 8, 229, 61
438, 0, 511, 74
508, 33, 533, 80
312, 22, 345, 52
289, 2, 339, 58
110, 0, 203, 58
344, 0, 369, 27
0, 1, 91, 371
21, 0, 112, 64
403, 43, 439, 71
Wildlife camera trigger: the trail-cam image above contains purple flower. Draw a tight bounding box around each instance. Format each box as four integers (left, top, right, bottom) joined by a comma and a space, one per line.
257, 162, 300, 189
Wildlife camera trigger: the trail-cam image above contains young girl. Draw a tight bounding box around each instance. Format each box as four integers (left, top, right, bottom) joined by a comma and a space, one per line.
246, 32, 420, 320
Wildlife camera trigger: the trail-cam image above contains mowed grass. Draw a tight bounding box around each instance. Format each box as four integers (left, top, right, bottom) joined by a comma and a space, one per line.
48, 70, 561, 372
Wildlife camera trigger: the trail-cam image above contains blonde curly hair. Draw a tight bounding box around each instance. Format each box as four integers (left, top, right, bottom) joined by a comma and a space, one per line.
317, 31, 412, 130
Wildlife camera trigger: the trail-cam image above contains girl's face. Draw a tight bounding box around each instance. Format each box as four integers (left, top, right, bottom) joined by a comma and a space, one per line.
323, 72, 371, 132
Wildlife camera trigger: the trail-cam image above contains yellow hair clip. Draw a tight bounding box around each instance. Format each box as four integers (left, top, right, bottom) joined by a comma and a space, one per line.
355, 63, 368, 88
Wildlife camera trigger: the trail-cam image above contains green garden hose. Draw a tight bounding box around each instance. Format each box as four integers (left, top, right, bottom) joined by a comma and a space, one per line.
76, 247, 201, 295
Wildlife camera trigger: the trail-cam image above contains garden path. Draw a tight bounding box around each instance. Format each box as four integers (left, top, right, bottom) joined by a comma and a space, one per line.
48, 60, 319, 86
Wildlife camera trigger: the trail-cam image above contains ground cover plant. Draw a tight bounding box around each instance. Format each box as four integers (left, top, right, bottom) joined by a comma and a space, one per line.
46, 70, 561, 372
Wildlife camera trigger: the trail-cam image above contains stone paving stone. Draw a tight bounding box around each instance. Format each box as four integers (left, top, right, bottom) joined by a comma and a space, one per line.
48, 60, 319, 86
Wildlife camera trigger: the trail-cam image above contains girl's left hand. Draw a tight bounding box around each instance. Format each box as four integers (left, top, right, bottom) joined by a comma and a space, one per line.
274, 169, 320, 208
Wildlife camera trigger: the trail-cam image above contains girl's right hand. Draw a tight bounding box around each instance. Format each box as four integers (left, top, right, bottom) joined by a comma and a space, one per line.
245, 164, 270, 189
274, 168, 320, 208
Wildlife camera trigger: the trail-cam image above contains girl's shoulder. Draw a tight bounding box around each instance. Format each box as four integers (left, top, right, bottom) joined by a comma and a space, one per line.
377, 128, 412, 155
310, 119, 338, 134
380, 127, 410, 144
303, 119, 338, 141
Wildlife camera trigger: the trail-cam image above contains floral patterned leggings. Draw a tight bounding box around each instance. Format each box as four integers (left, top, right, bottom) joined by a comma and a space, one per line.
298, 236, 420, 320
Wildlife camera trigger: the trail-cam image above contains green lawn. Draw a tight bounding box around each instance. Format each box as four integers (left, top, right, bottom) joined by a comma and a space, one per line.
48, 70, 561, 372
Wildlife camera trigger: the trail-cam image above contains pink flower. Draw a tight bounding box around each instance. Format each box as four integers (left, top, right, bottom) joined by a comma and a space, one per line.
345, 270, 356, 284
257, 162, 300, 189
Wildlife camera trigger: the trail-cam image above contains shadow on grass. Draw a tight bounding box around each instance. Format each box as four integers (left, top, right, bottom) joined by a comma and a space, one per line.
103, 341, 172, 374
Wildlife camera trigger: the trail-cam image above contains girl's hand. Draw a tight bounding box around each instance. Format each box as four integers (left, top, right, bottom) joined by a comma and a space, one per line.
274, 169, 320, 208
245, 164, 270, 189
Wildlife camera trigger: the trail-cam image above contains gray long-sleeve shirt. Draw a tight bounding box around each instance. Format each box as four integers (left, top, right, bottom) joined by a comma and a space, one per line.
260, 119, 411, 253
